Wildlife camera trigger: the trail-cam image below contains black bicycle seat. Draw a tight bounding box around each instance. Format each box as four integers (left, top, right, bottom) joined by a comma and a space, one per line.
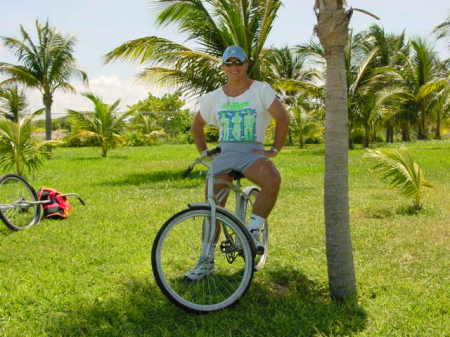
229, 170, 244, 180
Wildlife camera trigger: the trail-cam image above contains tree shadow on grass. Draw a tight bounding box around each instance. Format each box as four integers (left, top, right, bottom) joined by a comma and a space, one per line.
0, 225, 14, 236
46, 268, 367, 337
97, 170, 205, 187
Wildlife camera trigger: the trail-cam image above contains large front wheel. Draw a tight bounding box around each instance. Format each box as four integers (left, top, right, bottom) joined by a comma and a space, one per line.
151, 206, 255, 313
0, 174, 41, 231
238, 186, 268, 270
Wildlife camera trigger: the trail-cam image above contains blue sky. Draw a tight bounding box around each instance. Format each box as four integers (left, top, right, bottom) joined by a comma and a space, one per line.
1, 0, 449, 114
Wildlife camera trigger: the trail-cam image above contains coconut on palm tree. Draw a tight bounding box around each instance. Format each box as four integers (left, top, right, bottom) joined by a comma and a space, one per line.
0, 21, 87, 142
68, 93, 133, 157
105, 0, 281, 96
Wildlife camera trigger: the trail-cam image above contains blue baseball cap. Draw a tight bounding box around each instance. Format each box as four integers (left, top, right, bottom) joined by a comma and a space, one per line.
222, 45, 248, 62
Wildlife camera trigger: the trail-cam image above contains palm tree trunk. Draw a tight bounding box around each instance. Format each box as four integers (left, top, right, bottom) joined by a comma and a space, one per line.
315, 1, 357, 301
385, 125, 394, 143
299, 129, 305, 148
288, 127, 293, 145
43, 93, 53, 141
417, 113, 427, 140
435, 109, 441, 139
101, 143, 108, 157
297, 110, 305, 148
14, 147, 23, 177
364, 125, 370, 148
348, 112, 354, 150
401, 124, 411, 142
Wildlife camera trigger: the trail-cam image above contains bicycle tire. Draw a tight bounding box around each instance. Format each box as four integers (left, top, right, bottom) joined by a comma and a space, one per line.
151, 205, 255, 313
0, 174, 41, 231
238, 186, 269, 270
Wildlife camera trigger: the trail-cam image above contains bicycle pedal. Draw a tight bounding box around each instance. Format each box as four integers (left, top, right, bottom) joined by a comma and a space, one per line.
255, 245, 264, 255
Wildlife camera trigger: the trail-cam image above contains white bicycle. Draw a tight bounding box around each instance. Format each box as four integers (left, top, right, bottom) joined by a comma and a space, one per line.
151, 147, 269, 313
0, 173, 84, 231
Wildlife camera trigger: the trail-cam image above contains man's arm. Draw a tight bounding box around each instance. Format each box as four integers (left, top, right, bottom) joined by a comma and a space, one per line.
267, 98, 289, 156
192, 112, 208, 153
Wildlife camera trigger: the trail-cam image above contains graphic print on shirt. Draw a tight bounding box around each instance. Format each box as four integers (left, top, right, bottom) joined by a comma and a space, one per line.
218, 101, 256, 142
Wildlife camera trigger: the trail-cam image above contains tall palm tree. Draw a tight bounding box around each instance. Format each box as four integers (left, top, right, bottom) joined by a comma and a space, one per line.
267, 46, 323, 146
377, 38, 444, 140
362, 25, 407, 68
360, 25, 408, 143
105, 0, 281, 96
0, 21, 87, 141
68, 93, 133, 157
0, 87, 28, 122
297, 33, 380, 148
421, 65, 450, 139
314, 0, 357, 301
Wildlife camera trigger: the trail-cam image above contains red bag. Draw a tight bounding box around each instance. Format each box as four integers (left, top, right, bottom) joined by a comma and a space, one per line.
38, 187, 72, 219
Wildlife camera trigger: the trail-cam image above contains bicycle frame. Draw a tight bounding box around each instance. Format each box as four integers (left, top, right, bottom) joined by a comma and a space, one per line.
0, 199, 48, 211
187, 155, 253, 259
0, 193, 85, 211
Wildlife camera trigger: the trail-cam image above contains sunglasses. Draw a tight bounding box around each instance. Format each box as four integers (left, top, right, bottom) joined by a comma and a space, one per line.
223, 60, 244, 67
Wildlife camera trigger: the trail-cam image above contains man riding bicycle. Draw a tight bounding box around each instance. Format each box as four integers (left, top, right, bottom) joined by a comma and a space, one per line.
188, 45, 289, 281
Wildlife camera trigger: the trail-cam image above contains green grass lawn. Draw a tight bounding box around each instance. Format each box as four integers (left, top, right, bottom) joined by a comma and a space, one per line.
0, 141, 449, 337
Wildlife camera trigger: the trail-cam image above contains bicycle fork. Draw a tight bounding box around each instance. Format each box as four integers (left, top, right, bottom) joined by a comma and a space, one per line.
200, 172, 245, 262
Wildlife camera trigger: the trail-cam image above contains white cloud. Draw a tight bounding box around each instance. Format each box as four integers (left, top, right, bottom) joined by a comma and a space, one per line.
24, 76, 169, 117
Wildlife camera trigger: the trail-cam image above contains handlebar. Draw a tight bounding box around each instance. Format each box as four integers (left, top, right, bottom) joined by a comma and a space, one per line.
181, 147, 221, 178
61, 193, 86, 206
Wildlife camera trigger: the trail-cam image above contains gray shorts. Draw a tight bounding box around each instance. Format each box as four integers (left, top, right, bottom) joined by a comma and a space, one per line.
213, 142, 266, 175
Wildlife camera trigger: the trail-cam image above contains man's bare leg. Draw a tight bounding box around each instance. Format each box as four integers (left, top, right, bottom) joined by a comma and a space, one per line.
243, 158, 281, 218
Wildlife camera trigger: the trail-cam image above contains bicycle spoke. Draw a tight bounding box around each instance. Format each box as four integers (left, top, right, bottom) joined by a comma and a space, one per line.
152, 208, 254, 312
0, 174, 40, 230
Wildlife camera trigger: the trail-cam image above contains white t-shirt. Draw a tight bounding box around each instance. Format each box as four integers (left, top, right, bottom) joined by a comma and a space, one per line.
199, 80, 276, 143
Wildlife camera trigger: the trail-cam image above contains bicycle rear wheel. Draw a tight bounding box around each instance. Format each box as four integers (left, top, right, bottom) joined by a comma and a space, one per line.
151, 205, 255, 313
238, 186, 268, 270
0, 174, 41, 231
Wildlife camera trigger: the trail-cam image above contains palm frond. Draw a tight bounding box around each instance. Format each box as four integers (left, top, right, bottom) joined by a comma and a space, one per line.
364, 148, 432, 209
104, 36, 192, 64
0, 115, 48, 176
433, 15, 450, 40
68, 93, 132, 157
0, 63, 40, 87
106, 0, 282, 94
417, 78, 449, 100
0, 87, 28, 122
349, 47, 379, 96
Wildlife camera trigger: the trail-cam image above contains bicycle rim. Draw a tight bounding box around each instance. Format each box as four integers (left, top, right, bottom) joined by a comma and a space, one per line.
152, 207, 254, 313
239, 187, 268, 270
0, 174, 41, 231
